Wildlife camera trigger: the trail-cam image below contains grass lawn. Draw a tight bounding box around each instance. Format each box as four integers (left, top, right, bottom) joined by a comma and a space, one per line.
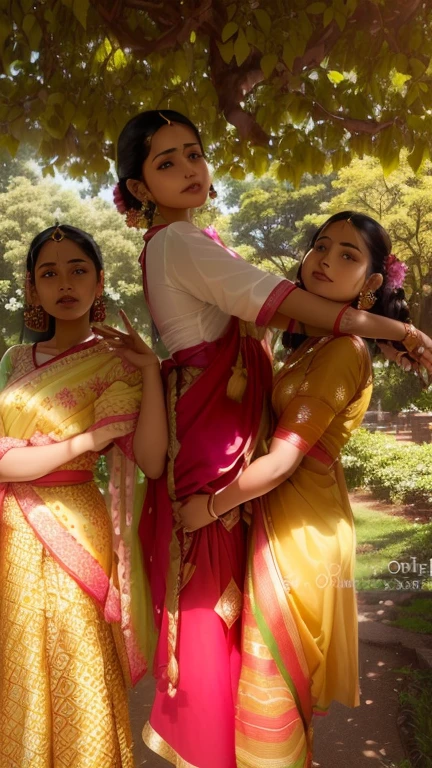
353, 501, 432, 592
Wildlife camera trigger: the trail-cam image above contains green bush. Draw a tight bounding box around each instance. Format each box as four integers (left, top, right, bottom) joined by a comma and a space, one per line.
342, 429, 432, 510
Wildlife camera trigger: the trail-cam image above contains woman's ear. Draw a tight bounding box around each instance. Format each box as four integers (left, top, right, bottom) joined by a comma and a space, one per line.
361, 272, 384, 294
125, 178, 155, 204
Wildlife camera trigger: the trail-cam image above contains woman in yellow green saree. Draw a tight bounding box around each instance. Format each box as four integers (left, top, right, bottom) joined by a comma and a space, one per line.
0, 225, 167, 768
178, 211, 417, 768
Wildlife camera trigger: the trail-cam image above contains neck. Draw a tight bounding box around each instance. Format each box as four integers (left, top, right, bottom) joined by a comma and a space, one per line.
154, 205, 192, 225
51, 316, 94, 353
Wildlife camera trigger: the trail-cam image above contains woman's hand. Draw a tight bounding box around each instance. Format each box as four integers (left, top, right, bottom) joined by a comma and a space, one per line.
401, 327, 432, 379
94, 309, 159, 372
173, 495, 216, 533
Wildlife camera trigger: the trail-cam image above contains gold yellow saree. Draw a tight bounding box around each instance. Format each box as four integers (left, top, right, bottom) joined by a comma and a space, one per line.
236, 335, 373, 768
0, 338, 153, 768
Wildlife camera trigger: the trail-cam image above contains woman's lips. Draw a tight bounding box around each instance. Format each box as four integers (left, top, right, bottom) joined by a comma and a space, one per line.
312, 271, 333, 282
182, 183, 202, 193
57, 297, 78, 304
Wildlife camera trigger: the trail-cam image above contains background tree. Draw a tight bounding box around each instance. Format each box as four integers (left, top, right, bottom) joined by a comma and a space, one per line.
322, 154, 432, 333
1, 0, 432, 183
222, 172, 334, 276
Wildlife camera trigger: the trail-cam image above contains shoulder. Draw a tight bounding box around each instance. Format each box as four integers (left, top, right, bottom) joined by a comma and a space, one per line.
1, 344, 27, 366
313, 335, 370, 372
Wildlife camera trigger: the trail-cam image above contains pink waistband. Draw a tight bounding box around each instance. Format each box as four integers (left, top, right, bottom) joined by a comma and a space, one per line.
32, 470, 93, 487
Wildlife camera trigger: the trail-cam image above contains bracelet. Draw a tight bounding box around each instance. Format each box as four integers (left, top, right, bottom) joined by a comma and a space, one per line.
207, 494, 219, 520
401, 323, 423, 354
333, 303, 351, 336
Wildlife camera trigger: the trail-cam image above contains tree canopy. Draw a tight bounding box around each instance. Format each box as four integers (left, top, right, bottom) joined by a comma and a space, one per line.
1, 0, 431, 183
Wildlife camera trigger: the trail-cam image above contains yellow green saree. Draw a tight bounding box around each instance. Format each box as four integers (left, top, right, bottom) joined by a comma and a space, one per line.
0, 338, 153, 768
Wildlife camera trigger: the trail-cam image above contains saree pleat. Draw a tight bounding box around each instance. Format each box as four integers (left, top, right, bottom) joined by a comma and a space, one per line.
0, 495, 133, 768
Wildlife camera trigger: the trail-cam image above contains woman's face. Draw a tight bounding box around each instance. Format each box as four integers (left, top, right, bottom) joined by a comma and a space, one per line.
138, 122, 210, 212
301, 219, 375, 303
31, 238, 103, 322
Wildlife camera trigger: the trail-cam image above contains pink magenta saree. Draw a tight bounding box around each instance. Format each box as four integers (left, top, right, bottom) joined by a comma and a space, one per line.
139, 227, 294, 767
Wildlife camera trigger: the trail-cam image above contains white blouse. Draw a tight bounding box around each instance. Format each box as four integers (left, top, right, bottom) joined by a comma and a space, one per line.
144, 221, 291, 355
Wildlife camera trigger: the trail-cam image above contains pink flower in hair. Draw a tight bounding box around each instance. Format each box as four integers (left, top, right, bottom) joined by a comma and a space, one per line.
384, 253, 408, 290
113, 183, 127, 215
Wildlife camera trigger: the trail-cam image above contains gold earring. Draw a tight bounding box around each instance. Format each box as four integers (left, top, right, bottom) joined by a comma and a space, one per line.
24, 303, 49, 331
357, 290, 377, 310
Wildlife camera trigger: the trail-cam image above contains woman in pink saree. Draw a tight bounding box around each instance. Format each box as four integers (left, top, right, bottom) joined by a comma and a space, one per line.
0, 224, 168, 768
111, 110, 432, 768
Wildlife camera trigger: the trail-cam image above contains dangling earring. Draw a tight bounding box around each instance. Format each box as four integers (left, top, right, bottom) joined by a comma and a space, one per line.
24, 303, 49, 331
209, 184, 217, 200
90, 295, 106, 323
357, 290, 377, 310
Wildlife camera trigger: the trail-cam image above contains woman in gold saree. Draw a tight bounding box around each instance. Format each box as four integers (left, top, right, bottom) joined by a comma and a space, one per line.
0, 225, 167, 768
178, 211, 417, 767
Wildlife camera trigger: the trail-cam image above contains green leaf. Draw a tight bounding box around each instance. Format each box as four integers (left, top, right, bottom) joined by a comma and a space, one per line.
230, 163, 245, 180
173, 48, 191, 82
283, 42, 295, 71
323, 7, 334, 26
307, 2, 326, 13
221, 21, 238, 42
234, 29, 250, 66
227, 4, 236, 21
410, 58, 427, 79
111, 48, 128, 70
73, 0, 89, 29
190, 30, 196, 43
253, 9, 271, 35
217, 40, 234, 64
334, 10, 346, 31
407, 142, 426, 173
327, 69, 344, 84
391, 71, 411, 90
261, 53, 278, 79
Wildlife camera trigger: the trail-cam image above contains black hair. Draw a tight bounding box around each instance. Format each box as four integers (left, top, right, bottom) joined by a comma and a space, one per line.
23, 224, 104, 342
116, 109, 205, 214
282, 210, 410, 350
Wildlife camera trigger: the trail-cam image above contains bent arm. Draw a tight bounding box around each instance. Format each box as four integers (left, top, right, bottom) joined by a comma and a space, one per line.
133, 365, 168, 479
0, 433, 96, 483
213, 439, 304, 516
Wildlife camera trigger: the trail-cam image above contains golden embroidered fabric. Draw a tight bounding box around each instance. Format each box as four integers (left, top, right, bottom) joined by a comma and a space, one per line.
143, 721, 199, 767
0, 497, 133, 768
214, 577, 242, 629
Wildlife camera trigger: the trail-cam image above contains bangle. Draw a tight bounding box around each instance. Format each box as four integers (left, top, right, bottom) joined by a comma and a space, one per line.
401, 323, 422, 354
207, 494, 218, 520
333, 303, 351, 336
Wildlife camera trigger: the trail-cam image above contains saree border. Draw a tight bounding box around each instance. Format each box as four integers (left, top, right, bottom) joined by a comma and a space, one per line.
142, 721, 199, 768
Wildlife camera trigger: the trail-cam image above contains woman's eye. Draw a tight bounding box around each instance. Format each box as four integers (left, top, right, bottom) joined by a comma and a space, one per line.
158, 160, 173, 170
41, 271, 56, 278
73, 268, 87, 275
189, 152, 203, 160
342, 252, 355, 261
315, 245, 326, 252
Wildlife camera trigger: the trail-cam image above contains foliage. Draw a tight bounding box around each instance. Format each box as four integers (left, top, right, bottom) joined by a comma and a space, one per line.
370, 361, 426, 413
222, 172, 333, 276
1, 1, 432, 182
391, 598, 432, 634
399, 668, 432, 767
0, 173, 151, 356
342, 429, 432, 509
320, 154, 432, 331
